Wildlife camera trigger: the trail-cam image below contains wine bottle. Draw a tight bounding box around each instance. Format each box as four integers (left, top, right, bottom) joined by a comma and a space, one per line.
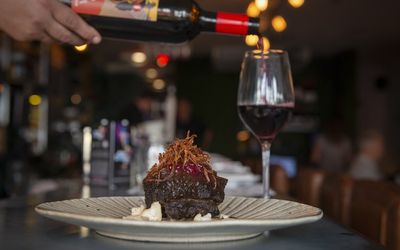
60, 0, 260, 43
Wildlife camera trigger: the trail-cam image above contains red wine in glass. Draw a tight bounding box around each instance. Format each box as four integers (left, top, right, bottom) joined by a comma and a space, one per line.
238, 104, 293, 143
257, 34, 267, 71
257, 34, 264, 53
238, 49, 295, 198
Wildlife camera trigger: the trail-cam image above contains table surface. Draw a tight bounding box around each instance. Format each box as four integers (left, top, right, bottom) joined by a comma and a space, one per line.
0, 186, 384, 250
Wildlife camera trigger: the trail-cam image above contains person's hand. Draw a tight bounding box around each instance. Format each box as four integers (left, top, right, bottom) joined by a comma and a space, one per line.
0, 0, 101, 45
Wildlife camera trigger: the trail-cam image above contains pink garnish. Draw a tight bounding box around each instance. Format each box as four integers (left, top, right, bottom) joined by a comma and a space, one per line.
168, 163, 202, 176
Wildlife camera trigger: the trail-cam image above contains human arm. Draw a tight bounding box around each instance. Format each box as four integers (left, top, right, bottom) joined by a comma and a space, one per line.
0, 0, 101, 45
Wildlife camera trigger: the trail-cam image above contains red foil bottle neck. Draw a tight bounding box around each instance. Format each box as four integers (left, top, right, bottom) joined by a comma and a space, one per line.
215, 12, 250, 35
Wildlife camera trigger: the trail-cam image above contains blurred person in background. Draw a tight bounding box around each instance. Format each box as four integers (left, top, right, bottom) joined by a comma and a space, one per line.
311, 119, 352, 173
0, 0, 101, 45
349, 130, 385, 181
118, 92, 156, 126
176, 98, 213, 149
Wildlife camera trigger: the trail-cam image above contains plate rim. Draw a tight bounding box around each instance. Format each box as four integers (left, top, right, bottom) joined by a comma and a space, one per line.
35, 196, 323, 228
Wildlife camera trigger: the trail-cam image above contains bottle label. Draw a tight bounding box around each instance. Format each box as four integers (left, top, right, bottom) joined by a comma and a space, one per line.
215, 12, 249, 35
72, 0, 159, 21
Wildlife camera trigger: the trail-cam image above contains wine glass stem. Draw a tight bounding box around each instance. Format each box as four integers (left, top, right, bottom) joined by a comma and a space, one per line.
261, 141, 271, 199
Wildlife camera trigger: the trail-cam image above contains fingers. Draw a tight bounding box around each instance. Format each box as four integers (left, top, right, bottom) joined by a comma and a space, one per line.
40, 33, 57, 44
45, 18, 86, 45
50, 0, 102, 44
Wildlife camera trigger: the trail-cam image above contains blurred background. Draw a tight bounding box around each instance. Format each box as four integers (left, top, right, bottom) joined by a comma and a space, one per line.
1, 0, 400, 198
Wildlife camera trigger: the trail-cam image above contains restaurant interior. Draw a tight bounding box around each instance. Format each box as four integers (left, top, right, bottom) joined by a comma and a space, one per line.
1, 0, 400, 249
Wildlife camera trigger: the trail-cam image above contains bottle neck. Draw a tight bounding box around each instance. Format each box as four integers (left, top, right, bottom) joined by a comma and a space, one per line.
199, 11, 260, 36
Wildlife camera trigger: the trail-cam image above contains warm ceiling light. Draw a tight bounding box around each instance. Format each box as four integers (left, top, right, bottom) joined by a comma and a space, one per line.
237, 130, 250, 142
272, 15, 287, 32
71, 94, 82, 105
29, 95, 42, 106
262, 37, 271, 51
245, 35, 259, 46
247, 2, 260, 17
288, 0, 304, 8
74, 44, 88, 52
255, 0, 268, 11
145, 68, 158, 79
153, 79, 166, 90
131, 52, 147, 64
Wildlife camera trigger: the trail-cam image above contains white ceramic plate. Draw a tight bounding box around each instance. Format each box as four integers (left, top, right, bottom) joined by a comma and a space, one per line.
35, 196, 323, 243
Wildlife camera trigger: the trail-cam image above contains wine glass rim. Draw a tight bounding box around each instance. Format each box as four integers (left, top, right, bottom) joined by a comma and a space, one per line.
245, 49, 287, 57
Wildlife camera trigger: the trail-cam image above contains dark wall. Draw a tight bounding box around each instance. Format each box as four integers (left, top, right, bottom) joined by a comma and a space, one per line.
92, 71, 147, 122
314, 51, 357, 137
176, 58, 241, 157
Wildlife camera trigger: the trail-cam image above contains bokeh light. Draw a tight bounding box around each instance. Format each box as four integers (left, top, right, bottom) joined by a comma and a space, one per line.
146, 68, 158, 79
288, 0, 305, 8
131, 52, 147, 64
153, 79, 166, 90
71, 94, 82, 105
272, 16, 287, 32
255, 0, 269, 11
247, 2, 261, 17
237, 130, 251, 142
74, 44, 88, 52
245, 35, 259, 46
262, 37, 271, 51
29, 95, 42, 106
156, 54, 170, 68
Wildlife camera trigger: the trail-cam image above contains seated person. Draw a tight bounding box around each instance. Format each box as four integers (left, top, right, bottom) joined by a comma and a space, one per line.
349, 130, 385, 180
311, 120, 352, 173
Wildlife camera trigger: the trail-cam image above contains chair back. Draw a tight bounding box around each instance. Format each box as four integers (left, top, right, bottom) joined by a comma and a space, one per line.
296, 168, 325, 207
271, 165, 289, 196
349, 180, 400, 247
320, 174, 353, 225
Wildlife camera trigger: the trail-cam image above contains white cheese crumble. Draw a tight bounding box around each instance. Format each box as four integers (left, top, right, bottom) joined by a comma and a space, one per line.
122, 202, 162, 221
193, 213, 212, 221
219, 214, 230, 219
141, 202, 162, 221
123, 202, 231, 222
131, 205, 145, 216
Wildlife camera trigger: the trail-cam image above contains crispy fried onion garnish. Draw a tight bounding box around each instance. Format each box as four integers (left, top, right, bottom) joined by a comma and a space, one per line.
146, 133, 217, 188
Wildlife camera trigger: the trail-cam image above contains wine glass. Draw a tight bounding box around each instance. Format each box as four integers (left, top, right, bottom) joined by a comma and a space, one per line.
238, 50, 295, 198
